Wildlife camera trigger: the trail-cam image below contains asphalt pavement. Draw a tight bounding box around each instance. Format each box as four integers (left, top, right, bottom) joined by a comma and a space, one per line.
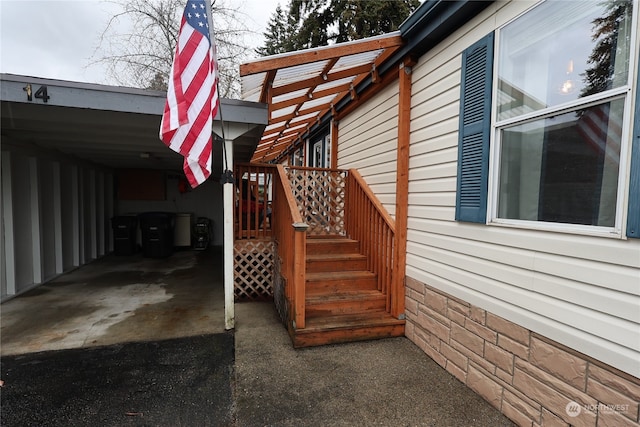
1, 301, 515, 426
1, 333, 234, 427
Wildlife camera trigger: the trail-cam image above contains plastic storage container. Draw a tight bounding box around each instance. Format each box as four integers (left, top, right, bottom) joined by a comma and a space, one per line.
138, 212, 175, 258
111, 216, 138, 256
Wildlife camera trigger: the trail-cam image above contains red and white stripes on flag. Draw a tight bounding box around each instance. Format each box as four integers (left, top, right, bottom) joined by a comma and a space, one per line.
160, 0, 220, 188
576, 102, 622, 165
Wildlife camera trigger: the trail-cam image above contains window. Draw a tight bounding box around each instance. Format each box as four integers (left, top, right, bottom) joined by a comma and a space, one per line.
308, 131, 331, 168
290, 147, 303, 166
497, 100, 624, 227
456, 0, 640, 236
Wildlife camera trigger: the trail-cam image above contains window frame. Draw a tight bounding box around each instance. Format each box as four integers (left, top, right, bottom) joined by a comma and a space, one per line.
486, 0, 640, 238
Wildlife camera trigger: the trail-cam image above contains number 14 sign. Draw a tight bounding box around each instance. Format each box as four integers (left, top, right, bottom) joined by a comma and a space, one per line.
23, 83, 50, 103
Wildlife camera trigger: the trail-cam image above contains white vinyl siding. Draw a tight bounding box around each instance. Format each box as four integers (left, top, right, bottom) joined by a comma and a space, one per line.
407, 0, 640, 377
338, 82, 399, 217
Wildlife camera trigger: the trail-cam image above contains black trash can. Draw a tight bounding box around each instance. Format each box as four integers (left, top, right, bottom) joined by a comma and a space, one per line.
138, 212, 175, 258
111, 216, 138, 256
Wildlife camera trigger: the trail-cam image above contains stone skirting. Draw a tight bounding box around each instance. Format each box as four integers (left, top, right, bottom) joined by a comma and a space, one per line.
405, 276, 640, 427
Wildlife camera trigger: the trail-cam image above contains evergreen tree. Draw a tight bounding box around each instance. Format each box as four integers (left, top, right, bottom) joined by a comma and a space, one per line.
256, 4, 299, 55
258, 0, 420, 56
581, 0, 632, 97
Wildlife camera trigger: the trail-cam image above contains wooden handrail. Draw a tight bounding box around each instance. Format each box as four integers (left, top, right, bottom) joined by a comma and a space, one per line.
272, 165, 307, 330
283, 165, 346, 173
275, 165, 304, 224
348, 169, 396, 232
345, 169, 396, 313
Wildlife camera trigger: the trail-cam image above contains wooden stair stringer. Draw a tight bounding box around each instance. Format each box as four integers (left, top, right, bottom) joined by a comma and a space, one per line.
291, 235, 404, 347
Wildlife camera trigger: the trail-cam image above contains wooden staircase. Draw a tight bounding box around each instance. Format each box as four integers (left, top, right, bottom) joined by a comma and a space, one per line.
291, 235, 405, 347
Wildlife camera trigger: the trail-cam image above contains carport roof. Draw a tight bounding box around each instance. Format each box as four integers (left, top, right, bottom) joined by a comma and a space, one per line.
0, 73, 268, 173
239, 33, 404, 163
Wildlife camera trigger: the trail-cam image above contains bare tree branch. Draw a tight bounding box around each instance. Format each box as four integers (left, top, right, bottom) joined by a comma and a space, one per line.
90, 0, 254, 97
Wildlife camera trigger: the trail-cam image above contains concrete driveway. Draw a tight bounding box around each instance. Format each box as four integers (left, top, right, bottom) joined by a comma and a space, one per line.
1, 248, 225, 356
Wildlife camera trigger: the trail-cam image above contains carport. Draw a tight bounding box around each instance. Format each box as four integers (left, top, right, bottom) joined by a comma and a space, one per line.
0, 73, 267, 352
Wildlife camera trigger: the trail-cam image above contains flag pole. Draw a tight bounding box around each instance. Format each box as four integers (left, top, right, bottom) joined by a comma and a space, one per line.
203, 0, 231, 179
204, 0, 234, 330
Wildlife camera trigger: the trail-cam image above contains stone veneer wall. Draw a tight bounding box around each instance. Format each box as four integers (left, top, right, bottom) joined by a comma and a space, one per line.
405, 276, 640, 427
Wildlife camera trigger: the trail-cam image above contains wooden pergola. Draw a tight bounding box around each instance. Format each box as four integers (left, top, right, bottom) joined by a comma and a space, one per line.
240, 33, 404, 163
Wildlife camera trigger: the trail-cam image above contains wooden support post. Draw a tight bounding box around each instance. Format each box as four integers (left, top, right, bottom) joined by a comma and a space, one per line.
392, 59, 414, 318
331, 116, 339, 168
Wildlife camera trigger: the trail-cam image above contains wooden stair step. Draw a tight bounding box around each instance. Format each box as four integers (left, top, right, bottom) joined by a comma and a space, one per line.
306, 253, 368, 273
292, 311, 405, 348
306, 237, 360, 255
306, 290, 386, 318
306, 271, 378, 294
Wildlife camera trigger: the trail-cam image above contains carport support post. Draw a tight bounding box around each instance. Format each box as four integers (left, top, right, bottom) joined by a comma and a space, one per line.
223, 137, 234, 330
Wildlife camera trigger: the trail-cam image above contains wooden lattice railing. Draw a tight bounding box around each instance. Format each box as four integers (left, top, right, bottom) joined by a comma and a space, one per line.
286, 167, 347, 236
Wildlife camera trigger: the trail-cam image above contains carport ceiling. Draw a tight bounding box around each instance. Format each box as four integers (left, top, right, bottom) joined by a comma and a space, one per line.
1, 74, 267, 173
2, 101, 178, 170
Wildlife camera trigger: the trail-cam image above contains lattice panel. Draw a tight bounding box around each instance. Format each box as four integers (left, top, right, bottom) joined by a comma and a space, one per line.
287, 168, 346, 235
234, 240, 274, 301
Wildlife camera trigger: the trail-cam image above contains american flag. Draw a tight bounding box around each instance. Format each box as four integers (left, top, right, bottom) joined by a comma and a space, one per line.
160, 0, 220, 188
576, 103, 621, 165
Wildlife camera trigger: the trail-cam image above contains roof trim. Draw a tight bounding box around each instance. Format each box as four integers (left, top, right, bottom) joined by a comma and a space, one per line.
1, 73, 268, 125
240, 32, 402, 77
394, 0, 493, 68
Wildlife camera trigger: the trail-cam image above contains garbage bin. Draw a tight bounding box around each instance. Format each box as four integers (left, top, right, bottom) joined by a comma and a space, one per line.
111, 216, 138, 256
138, 212, 176, 258
193, 217, 212, 250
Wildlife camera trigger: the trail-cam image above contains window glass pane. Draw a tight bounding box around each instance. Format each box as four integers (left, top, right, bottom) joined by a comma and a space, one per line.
497, 0, 633, 121
497, 99, 623, 227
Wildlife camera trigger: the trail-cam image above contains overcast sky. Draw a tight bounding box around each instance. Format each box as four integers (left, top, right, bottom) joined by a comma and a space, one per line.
0, 0, 282, 85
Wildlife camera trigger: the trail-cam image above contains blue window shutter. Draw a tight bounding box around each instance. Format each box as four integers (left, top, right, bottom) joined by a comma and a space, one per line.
455, 32, 494, 223
627, 61, 640, 238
